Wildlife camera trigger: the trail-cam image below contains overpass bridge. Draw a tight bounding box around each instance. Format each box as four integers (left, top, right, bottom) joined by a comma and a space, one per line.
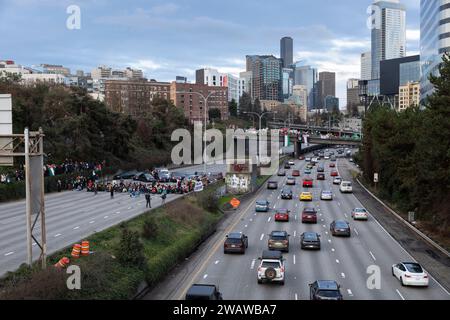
268, 121, 361, 137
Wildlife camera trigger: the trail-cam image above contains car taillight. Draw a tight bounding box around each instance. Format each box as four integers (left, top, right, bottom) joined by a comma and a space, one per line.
269, 240, 274, 244
282, 240, 288, 244
224, 243, 228, 248
405, 274, 412, 278
257, 267, 262, 272
281, 267, 285, 272
423, 274, 428, 278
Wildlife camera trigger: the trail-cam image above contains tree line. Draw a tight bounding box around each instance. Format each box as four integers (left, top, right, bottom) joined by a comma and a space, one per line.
359, 54, 450, 233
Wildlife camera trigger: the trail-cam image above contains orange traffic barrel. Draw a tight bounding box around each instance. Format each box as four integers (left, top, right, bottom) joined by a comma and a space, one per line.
81, 240, 90, 256
71, 244, 81, 259
54, 257, 70, 269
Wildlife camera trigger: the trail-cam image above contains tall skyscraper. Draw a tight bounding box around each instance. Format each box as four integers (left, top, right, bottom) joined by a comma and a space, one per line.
371, 0, 406, 79
347, 79, 361, 111
317, 72, 336, 108
247, 55, 283, 102
293, 62, 318, 110
280, 37, 293, 68
420, 0, 450, 101
361, 52, 372, 80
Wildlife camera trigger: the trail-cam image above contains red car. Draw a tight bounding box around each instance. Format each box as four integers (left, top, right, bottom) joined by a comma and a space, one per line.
330, 170, 338, 177
275, 208, 290, 222
303, 178, 313, 188
329, 163, 336, 168
292, 170, 300, 177
302, 207, 318, 223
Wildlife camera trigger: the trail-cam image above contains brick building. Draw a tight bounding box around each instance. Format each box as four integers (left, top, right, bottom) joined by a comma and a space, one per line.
170, 82, 228, 123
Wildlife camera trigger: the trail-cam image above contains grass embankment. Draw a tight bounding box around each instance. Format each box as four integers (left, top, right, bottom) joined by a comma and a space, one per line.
0, 184, 223, 299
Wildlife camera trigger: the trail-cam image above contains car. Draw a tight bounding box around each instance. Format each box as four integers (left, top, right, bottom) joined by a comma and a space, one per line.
114, 170, 139, 180
267, 181, 278, 190
185, 284, 223, 300
255, 200, 270, 212
317, 166, 325, 173
351, 208, 368, 220
324, 155, 330, 160
306, 163, 314, 169
392, 262, 429, 287
304, 168, 312, 175
284, 163, 291, 169
329, 163, 336, 168
288, 160, 295, 166
316, 173, 325, 180
339, 181, 353, 193
299, 156, 305, 160
302, 207, 317, 223
300, 192, 313, 201
330, 170, 339, 177
309, 280, 343, 300
134, 173, 156, 183
333, 177, 342, 185
349, 158, 354, 162
286, 176, 296, 185
277, 170, 286, 176
157, 169, 172, 182
330, 220, 351, 237
268, 231, 290, 252
303, 178, 313, 188
311, 157, 319, 163
301, 232, 321, 250
224, 232, 248, 254
292, 169, 300, 177
331, 156, 337, 162
281, 188, 293, 200
320, 190, 333, 200
275, 208, 290, 222
257, 250, 285, 285
305, 157, 311, 162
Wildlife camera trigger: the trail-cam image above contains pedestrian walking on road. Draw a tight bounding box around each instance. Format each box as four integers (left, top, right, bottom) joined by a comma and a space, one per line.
145, 190, 152, 208
94, 183, 98, 195
110, 185, 114, 199
161, 191, 167, 206
57, 179, 62, 192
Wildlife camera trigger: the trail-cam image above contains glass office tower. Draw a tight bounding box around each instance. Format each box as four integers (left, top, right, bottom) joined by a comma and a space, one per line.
420, 0, 450, 101
371, 0, 406, 79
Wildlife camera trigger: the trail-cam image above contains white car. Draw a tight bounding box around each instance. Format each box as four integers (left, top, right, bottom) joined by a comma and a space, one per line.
288, 160, 295, 166
257, 251, 285, 285
320, 190, 333, 201
324, 155, 330, 160
392, 262, 429, 287
339, 181, 353, 193
351, 208, 368, 220
333, 177, 342, 185
305, 157, 311, 162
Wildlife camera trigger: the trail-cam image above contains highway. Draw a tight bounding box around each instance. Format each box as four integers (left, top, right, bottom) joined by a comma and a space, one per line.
0, 162, 226, 276
152, 152, 450, 300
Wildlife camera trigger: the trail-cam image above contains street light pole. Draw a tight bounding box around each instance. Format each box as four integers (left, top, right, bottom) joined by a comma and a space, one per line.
176, 90, 217, 174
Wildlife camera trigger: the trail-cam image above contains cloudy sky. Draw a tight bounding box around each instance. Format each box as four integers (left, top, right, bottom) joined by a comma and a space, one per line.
1, 0, 420, 108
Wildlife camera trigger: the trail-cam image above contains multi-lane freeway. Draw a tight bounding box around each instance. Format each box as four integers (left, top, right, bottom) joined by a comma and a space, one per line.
147, 151, 450, 300
0, 162, 226, 276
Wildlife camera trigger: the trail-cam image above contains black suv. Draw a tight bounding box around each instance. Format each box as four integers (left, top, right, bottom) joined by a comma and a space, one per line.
284, 163, 291, 169
300, 232, 321, 250
281, 188, 293, 200
185, 284, 223, 300
224, 232, 248, 254
309, 280, 343, 300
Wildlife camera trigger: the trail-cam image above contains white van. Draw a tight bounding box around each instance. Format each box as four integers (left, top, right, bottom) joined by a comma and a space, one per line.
339, 181, 353, 193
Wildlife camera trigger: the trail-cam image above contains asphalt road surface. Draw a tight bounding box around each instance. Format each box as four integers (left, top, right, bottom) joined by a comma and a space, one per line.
0, 162, 226, 276
147, 152, 450, 300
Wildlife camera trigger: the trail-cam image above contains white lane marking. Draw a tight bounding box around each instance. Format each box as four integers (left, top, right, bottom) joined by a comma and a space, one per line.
331, 248, 335, 252
344, 213, 348, 218
293, 255, 296, 265
322, 225, 326, 228
369, 251, 376, 261
273, 204, 276, 209
328, 239, 332, 243
250, 218, 253, 222
396, 289, 405, 300
203, 274, 208, 279
260, 233, 264, 241
89, 221, 95, 224
338, 202, 341, 206
73, 226, 80, 230
293, 230, 297, 237
4, 251, 14, 256
54, 233, 62, 238
321, 219, 324, 222
341, 273, 346, 278
267, 217, 271, 222
325, 231, 329, 235
128, 207, 132, 210
244, 225, 248, 228
251, 259, 256, 269
254, 213, 257, 216
347, 289, 353, 296
104, 216, 109, 219
336, 259, 340, 264
295, 215, 297, 220
295, 293, 298, 300
354, 228, 359, 236
215, 260, 220, 265
115, 211, 120, 214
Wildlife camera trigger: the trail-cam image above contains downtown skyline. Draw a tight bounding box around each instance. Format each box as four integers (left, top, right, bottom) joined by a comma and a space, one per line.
1, 0, 421, 108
